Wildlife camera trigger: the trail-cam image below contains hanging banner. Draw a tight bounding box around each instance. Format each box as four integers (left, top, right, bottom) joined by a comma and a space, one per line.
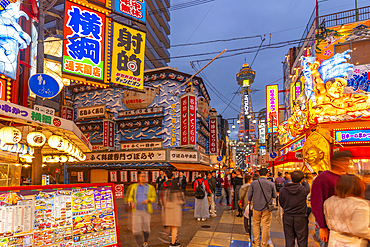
111, 22, 146, 89
114, 0, 146, 23
61, 106, 74, 121
244, 91, 250, 140
180, 93, 196, 148
62, 0, 105, 80
103, 120, 115, 149
266, 84, 279, 133
209, 116, 218, 155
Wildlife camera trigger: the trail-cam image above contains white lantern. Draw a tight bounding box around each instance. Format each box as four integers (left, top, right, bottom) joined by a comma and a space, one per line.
0, 127, 22, 144
68, 156, 75, 162
43, 155, 53, 163
80, 153, 86, 161
53, 156, 60, 163
48, 135, 64, 150
59, 140, 71, 152
27, 132, 46, 147
66, 143, 74, 154
59, 155, 68, 163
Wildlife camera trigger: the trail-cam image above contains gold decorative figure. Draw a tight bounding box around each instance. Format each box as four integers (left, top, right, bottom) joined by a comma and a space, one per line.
302, 132, 330, 174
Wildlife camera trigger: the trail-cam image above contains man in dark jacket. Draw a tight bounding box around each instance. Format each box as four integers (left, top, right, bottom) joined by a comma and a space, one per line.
207, 172, 217, 217
178, 171, 187, 191
279, 170, 310, 247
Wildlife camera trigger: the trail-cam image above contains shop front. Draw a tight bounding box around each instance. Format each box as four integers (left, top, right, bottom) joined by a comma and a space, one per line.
273, 151, 303, 176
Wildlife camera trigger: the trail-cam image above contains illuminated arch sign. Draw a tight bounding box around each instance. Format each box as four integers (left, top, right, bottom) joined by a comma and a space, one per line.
62, 1, 105, 81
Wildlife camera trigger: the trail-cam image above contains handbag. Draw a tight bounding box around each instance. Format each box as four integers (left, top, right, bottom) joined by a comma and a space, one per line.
257, 180, 275, 212
329, 230, 369, 247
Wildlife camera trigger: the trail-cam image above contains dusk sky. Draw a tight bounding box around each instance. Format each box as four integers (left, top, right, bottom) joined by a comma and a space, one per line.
168, 0, 368, 138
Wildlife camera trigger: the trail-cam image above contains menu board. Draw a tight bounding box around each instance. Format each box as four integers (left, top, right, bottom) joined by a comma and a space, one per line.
0, 184, 119, 247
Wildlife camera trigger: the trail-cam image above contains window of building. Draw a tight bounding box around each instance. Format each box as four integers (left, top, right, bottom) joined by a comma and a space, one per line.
334, 39, 370, 65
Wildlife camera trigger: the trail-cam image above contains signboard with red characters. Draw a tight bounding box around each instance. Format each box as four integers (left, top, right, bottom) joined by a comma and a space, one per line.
61, 105, 74, 121
113, 184, 124, 198
0, 183, 120, 247
180, 93, 196, 148
114, 0, 146, 23
209, 116, 218, 155
103, 120, 115, 149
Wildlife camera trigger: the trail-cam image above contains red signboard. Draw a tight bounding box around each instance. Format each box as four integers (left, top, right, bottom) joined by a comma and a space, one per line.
103, 120, 115, 149
61, 106, 74, 121
113, 184, 124, 199
209, 116, 218, 155
180, 93, 196, 148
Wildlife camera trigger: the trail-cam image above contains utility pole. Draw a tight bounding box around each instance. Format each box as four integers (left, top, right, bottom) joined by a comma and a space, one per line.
355, 0, 359, 21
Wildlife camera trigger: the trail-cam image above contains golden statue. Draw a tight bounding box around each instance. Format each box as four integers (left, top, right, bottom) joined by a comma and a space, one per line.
302, 146, 330, 173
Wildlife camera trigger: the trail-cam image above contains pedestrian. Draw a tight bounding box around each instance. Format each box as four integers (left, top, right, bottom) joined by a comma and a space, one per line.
207, 172, 217, 217
127, 171, 156, 247
162, 171, 185, 247
223, 170, 232, 206
239, 174, 252, 234
284, 172, 292, 184
193, 171, 210, 221
324, 174, 370, 247
233, 169, 244, 216
156, 170, 166, 208
216, 173, 224, 204
178, 171, 187, 191
275, 172, 285, 207
279, 171, 310, 247
252, 173, 260, 181
248, 168, 277, 247
311, 150, 351, 247
267, 172, 274, 183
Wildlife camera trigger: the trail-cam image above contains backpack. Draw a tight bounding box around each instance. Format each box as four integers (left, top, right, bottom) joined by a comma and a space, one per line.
275, 179, 284, 192
195, 179, 206, 199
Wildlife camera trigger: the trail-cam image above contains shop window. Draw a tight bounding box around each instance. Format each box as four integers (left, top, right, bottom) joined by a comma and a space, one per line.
0, 163, 21, 187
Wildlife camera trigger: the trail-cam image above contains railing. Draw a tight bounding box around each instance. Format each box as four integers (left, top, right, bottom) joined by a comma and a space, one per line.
317, 5, 370, 28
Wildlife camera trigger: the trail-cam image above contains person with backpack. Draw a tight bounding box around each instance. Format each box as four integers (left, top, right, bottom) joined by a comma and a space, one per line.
193, 172, 210, 221
162, 171, 185, 247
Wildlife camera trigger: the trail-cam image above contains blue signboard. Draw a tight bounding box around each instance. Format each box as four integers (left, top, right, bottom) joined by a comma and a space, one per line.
217, 156, 222, 162
270, 152, 277, 159
29, 74, 61, 99
114, 0, 146, 23
335, 129, 370, 143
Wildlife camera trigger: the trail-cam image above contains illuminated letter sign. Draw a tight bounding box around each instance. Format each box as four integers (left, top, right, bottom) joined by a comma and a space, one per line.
114, 0, 146, 23
209, 116, 218, 155
111, 22, 146, 90
244, 91, 250, 139
266, 84, 279, 133
334, 128, 370, 144
180, 93, 196, 148
62, 1, 105, 81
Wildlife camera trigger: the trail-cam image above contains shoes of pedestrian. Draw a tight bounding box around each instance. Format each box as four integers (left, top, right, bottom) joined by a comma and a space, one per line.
158, 232, 170, 243
219, 203, 224, 206
252, 241, 260, 247
197, 218, 201, 221
143, 243, 149, 247
201, 218, 206, 221
227, 204, 232, 206
211, 214, 217, 217
169, 242, 180, 247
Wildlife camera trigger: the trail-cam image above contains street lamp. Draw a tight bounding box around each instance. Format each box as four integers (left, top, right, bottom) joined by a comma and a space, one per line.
237, 120, 241, 124
232, 124, 236, 129
227, 129, 231, 134
252, 119, 257, 124
247, 115, 252, 119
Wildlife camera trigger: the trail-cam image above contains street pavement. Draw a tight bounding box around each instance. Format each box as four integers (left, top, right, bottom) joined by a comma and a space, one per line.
116, 197, 320, 247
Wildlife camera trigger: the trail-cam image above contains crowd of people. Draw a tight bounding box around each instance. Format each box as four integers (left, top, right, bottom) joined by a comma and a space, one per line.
124, 150, 370, 247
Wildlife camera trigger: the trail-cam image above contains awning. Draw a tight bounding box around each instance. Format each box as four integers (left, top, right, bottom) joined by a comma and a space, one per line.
67, 163, 172, 168
0, 100, 91, 152
274, 151, 303, 166
170, 163, 216, 171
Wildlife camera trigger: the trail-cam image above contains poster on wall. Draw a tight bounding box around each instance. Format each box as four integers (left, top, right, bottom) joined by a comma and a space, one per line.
77, 171, 84, 182
266, 84, 279, 133
184, 171, 190, 182
120, 171, 127, 182
110, 171, 117, 182
111, 22, 146, 90
62, 0, 105, 81
152, 171, 159, 183
0, 183, 119, 246
130, 171, 138, 182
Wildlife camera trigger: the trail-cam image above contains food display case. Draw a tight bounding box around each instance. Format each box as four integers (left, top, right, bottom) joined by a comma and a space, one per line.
0, 183, 120, 247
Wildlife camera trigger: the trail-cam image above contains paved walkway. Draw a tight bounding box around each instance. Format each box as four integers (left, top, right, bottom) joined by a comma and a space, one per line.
116, 197, 320, 247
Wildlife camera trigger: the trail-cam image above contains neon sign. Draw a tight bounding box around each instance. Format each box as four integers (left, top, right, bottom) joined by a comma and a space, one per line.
115, 0, 146, 23
266, 85, 278, 133
62, 1, 105, 80
334, 128, 370, 144
279, 136, 305, 156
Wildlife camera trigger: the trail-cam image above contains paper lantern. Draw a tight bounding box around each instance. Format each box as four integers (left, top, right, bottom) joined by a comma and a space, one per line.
0, 127, 22, 144
43, 155, 53, 163
53, 156, 60, 163
27, 132, 46, 147
59, 140, 71, 152
80, 153, 86, 161
48, 135, 64, 150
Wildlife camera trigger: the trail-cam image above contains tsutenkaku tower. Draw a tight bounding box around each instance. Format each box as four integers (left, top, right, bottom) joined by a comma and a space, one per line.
236, 63, 256, 142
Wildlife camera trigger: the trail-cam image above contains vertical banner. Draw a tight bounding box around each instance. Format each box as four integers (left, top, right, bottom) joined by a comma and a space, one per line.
103, 120, 115, 149
63, 1, 105, 80
111, 22, 146, 89
77, 172, 84, 182
266, 85, 279, 133
152, 171, 159, 183
244, 91, 250, 140
120, 171, 127, 182
110, 171, 117, 182
130, 171, 137, 182
61, 106, 74, 121
180, 93, 196, 148
209, 115, 218, 155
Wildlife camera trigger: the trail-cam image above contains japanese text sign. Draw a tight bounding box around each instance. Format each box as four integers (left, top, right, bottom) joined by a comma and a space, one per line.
169, 150, 198, 162
111, 22, 146, 89
63, 1, 105, 80
334, 128, 370, 144
171, 103, 179, 147
209, 116, 218, 155
85, 150, 166, 162
61, 106, 74, 121
103, 120, 115, 149
180, 93, 196, 148
77, 105, 106, 119
114, 0, 146, 23
113, 184, 124, 198
266, 85, 279, 134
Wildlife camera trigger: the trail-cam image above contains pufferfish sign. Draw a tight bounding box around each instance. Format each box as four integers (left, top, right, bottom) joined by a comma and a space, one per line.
278, 50, 370, 145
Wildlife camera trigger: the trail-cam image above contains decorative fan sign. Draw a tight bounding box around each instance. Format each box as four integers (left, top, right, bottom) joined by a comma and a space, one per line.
29, 74, 62, 99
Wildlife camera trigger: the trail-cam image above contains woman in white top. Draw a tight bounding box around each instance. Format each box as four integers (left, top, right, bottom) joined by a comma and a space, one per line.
324, 174, 370, 247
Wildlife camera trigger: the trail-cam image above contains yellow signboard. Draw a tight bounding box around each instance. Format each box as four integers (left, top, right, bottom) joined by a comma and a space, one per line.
111, 23, 146, 89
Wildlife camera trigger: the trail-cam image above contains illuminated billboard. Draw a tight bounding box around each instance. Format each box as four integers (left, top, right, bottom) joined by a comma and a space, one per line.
62, 1, 105, 81
114, 0, 146, 23
111, 22, 146, 90
266, 85, 278, 133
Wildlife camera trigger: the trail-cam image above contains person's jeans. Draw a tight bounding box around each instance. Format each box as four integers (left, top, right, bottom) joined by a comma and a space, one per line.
208, 194, 216, 215
314, 222, 328, 247
253, 209, 272, 247
225, 189, 231, 205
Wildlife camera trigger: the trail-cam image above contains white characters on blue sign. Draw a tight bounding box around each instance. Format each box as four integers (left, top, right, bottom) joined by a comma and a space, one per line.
0, 1, 31, 79
66, 6, 102, 65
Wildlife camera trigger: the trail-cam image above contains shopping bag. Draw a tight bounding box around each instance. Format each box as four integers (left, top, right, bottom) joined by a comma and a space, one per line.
244, 204, 252, 219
